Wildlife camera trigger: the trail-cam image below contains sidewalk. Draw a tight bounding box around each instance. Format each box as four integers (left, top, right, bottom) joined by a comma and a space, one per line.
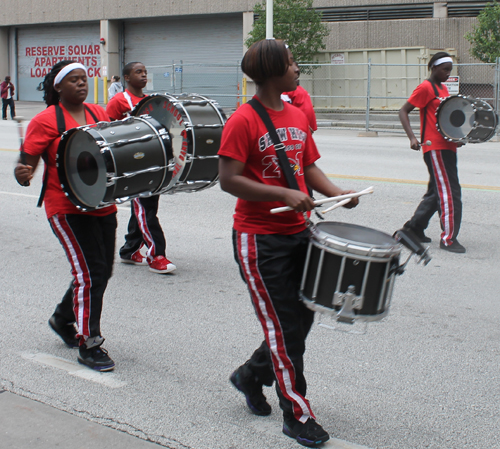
0, 390, 162, 448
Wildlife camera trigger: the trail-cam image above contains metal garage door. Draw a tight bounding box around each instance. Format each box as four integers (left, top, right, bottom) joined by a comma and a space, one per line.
124, 14, 243, 108
17, 24, 101, 102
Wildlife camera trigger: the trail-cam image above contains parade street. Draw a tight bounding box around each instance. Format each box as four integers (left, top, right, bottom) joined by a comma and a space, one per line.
1, 124, 499, 449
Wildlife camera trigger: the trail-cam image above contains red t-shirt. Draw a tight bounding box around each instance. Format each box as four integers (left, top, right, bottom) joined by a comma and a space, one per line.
281, 85, 318, 132
23, 103, 116, 218
106, 89, 146, 120
218, 98, 320, 235
408, 80, 457, 153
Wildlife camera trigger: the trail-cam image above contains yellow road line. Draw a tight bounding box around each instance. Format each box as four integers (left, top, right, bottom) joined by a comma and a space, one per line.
327, 173, 500, 191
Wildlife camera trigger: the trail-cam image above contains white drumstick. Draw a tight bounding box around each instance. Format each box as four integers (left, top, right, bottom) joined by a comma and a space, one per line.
321, 198, 351, 214
270, 186, 374, 214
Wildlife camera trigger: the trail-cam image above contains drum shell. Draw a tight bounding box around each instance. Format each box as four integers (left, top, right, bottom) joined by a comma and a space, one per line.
57, 116, 172, 211
132, 93, 226, 194
300, 222, 401, 321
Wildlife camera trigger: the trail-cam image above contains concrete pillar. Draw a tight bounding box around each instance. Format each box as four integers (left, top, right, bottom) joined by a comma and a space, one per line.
0, 27, 10, 85
99, 20, 120, 90
242, 12, 256, 100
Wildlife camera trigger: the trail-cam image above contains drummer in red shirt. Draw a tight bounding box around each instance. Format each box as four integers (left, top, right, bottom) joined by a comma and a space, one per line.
218, 39, 358, 447
399, 51, 465, 253
14, 61, 116, 371
107, 62, 176, 274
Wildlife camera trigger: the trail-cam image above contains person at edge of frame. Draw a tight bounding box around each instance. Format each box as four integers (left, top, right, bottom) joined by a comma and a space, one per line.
106, 61, 177, 274
1, 75, 16, 120
399, 51, 466, 254
218, 39, 359, 448
108, 75, 124, 100
14, 60, 117, 372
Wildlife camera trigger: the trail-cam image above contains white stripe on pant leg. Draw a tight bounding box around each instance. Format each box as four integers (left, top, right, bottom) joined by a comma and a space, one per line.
51, 215, 88, 336
240, 232, 312, 423
430, 151, 453, 242
133, 198, 155, 256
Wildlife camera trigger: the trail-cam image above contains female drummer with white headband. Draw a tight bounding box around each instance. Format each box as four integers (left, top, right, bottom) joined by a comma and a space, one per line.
14, 60, 118, 371
399, 51, 466, 253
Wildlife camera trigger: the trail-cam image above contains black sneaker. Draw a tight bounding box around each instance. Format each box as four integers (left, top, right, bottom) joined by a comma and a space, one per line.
78, 344, 115, 371
440, 240, 466, 253
48, 315, 79, 348
403, 222, 431, 243
283, 418, 330, 447
230, 364, 271, 416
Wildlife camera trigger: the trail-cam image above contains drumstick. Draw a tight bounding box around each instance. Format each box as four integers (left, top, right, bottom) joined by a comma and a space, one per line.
15, 117, 30, 186
270, 186, 374, 214
321, 198, 351, 214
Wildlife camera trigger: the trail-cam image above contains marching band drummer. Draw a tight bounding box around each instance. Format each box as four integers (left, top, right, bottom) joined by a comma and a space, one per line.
399, 51, 466, 253
14, 60, 117, 371
218, 39, 358, 447
106, 61, 176, 274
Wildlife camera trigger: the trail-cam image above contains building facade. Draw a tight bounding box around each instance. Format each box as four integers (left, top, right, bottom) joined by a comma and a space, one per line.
0, 1, 485, 102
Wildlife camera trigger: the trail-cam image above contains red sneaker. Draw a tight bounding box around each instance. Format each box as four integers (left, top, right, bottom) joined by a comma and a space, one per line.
120, 247, 148, 265
148, 255, 176, 274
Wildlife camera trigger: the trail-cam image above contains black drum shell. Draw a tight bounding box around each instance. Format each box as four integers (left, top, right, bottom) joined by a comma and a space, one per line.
300, 222, 401, 320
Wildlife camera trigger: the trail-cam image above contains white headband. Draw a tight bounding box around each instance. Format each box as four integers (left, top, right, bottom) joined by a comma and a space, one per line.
432, 57, 453, 67
53, 63, 86, 86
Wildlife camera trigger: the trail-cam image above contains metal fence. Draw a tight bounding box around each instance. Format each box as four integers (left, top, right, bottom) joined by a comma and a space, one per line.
145, 59, 500, 132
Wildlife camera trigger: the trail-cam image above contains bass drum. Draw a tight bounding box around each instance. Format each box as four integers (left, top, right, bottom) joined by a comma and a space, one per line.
57, 116, 173, 211
132, 93, 226, 194
436, 95, 498, 143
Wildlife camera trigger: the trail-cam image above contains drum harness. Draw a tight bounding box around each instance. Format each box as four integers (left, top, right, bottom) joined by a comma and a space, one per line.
420, 79, 440, 146
248, 98, 323, 224
36, 104, 99, 207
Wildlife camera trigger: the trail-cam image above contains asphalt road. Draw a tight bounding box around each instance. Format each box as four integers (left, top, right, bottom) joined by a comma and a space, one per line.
1, 122, 499, 449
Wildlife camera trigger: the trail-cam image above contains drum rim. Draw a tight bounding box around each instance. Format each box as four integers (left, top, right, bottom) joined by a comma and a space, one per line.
56, 126, 107, 211
311, 221, 401, 258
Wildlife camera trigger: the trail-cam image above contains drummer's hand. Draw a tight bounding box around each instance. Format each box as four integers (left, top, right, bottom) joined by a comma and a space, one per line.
339, 190, 359, 209
410, 137, 421, 151
283, 189, 316, 212
15, 163, 33, 186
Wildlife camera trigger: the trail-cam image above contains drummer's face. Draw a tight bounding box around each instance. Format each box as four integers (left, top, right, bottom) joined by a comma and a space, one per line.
125, 63, 148, 89
433, 62, 452, 83
56, 69, 88, 105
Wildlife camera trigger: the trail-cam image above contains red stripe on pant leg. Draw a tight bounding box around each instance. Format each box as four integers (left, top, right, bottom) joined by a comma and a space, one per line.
430, 151, 454, 244
49, 215, 92, 339
236, 231, 314, 423
133, 198, 155, 257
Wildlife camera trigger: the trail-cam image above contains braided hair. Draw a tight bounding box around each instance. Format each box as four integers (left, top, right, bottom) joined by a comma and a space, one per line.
41, 60, 75, 107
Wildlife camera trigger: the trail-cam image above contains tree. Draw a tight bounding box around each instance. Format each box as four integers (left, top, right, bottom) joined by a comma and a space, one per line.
465, 1, 500, 63
245, 0, 329, 63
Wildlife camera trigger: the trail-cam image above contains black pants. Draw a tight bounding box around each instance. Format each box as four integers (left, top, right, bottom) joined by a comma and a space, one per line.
119, 196, 166, 260
49, 213, 117, 343
233, 229, 315, 424
2, 98, 15, 119
407, 150, 462, 245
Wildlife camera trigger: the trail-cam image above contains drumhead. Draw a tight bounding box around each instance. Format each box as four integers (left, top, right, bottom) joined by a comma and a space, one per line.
436, 96, 475, 141
312, 221, 401, 258
57, 128, 107, 209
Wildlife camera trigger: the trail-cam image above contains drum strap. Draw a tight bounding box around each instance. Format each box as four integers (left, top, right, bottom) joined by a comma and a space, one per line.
248, 98, 300, 191
123, 91, 134, 115
421, 80, 440, 143
36, 104, 100, 207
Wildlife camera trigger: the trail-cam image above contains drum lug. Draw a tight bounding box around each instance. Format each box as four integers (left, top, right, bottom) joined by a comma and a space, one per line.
335, 286, 359, 324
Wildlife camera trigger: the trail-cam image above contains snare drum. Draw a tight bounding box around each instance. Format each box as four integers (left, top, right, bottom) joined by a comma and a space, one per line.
132, 93, 226, 194
436, 95, 498, 143
300, 222, 402, 323
57, 116, 173, 211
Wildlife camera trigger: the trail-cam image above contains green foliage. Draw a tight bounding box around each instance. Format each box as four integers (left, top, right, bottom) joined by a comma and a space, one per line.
245, 0, 329, 63
465, 1, 500, 63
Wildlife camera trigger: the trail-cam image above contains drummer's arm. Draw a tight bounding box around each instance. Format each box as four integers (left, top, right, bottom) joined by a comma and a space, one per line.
219, 156, 315, 211
304, 163, 358, 209
399, 102, 420, 151
14, 153, 40, 187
